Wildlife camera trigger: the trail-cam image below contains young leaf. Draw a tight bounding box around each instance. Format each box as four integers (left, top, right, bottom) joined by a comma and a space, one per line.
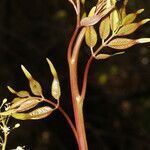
95, 52, 125, 60
95, 0, 107, 15
7, 86, 30, 98
12, 106, 53, 120
117, 19, 150, 36
21, 65, 43, 96
12, 97, 24, 103
10, 98, 29, 109
108, 37, 150, 50
16, 99, 40, 112
119, 0, 128, 19
29, 79, 43, 96
21, 65, 32, 80
110, 9, 120, 32
122, 9, 144, 25
51, 79, 61, 101
99, 16, 110, 40
107, 38, 136, 49
29, 106, 53, 120
96, 54, 111, 60
80, 5, 114, 26
17, 91, 30, 98
46, 58, 61, 100
85, 26, 97, 48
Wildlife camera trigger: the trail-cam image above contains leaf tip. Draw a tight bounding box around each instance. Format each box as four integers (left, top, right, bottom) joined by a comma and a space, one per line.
137, 8, 144, 14
21, 65, 32, 80
136, 38, 150, 43
141, 18, 150, 24
7, 86, 16, 94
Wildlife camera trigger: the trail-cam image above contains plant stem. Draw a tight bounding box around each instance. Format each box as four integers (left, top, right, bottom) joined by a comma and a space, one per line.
2, 132, 7, 150
67, 1, 89, 149
67, 27, 79, 61
71, 96, 88, 150
81, 56, 93, 100
69, 62, 88, 150
1, 121, 8, 150
68, 28, 88, 150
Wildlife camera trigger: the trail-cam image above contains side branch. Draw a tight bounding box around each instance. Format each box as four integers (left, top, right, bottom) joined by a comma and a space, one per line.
81, 56, 93, 100
42, 98, 79, 145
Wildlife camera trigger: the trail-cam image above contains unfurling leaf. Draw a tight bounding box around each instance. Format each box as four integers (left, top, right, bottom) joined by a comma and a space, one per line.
7, 86, 30, 98
29, 79, 43, 96
99, 16, 110, 40
12, 106, 53, 120
21, 65, 43, 96
95, 0, 107, 15
107, 38, 136, 49
46, 58, 61, 100
85, 26, 97, 48
16, 99, 40, 112
80, 5, 114, 26
122, 9, 144, 25
117, 19, 150, 36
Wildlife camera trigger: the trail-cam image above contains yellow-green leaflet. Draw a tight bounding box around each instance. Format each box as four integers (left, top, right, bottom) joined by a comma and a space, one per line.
46, 58, 61, 100
85, 26, 97, 48
12, 106, 53, 120
99, 16, 110, 40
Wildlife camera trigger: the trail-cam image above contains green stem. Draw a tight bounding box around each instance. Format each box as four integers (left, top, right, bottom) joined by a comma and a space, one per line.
1, 121, 8, 150
2, 132, 7, 150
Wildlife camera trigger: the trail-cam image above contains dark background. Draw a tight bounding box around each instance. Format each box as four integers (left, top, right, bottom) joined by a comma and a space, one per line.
0, 0, 149, 149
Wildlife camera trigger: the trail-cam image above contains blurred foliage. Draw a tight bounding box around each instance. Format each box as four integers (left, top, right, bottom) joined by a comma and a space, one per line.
0, 0, 149, 149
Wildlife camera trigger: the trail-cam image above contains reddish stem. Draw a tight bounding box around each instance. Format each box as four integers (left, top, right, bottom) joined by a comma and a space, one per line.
81, 56, 93, 100
68, 27, 89, 150
67, 27, 79, 61
41, 98, 79, 145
